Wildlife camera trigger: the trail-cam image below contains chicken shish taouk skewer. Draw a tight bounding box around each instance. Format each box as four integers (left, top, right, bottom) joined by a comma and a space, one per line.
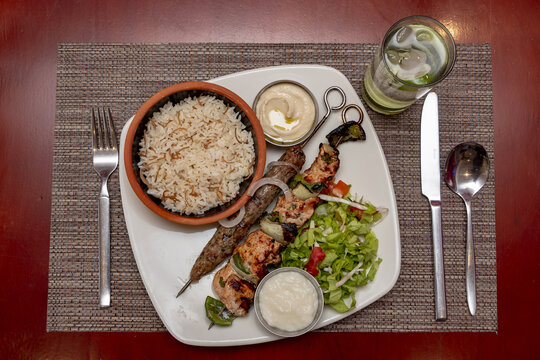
214, 194, 323, 317
208, 144, 340, 323
177, 87, 348, 298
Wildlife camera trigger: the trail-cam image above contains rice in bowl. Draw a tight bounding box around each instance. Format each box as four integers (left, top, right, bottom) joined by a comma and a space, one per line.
138, 96, 255, 215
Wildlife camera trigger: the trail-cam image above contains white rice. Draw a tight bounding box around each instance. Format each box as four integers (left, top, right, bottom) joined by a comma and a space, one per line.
138, 96, 255, 215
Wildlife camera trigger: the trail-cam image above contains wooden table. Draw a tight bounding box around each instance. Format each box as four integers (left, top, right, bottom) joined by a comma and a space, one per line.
1, 0, 538, 358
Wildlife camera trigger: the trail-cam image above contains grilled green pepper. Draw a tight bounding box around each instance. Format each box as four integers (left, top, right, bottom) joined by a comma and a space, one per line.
288, 174, 327, 193
232, 253, 250, 275
326, 121, 366, 147
204, 296, 236, 326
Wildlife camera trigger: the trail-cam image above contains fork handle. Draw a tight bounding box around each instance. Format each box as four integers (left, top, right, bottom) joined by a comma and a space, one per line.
99, 180, 111, 308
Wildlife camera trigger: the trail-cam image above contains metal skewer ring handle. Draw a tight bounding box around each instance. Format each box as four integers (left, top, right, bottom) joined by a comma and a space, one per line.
300, 86, 346, 147
340, 103, 364, 124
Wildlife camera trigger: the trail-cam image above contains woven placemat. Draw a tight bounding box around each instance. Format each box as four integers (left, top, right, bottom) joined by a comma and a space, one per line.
47, 43, 496, 332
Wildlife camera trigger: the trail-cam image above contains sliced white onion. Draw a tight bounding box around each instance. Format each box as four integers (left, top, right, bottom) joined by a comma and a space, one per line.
318, 194, 389, 226
317, 194, 368, 210
372, 207, 389, 227
246, 177, 292, 201
336, 261, 364, 288
218, 206, 245, 228
266, 161, 301, 173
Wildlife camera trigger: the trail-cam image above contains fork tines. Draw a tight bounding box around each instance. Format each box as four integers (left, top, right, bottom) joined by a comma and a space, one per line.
92, 108, 118, 151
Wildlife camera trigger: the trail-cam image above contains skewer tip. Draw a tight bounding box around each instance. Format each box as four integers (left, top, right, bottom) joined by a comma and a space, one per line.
176, 279, 192, 298
208, 322, 215, 330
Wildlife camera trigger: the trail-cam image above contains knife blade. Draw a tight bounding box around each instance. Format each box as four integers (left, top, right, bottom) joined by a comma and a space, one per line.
421, 92, 447, 321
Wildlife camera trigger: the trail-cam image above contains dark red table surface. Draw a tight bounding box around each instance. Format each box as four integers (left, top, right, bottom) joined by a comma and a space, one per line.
1, 0, 538, 358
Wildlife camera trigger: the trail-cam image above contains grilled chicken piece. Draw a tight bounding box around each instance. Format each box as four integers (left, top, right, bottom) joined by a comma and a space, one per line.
303, 143, 340, 185
266, 144, 339, 227
268, 144, 337, 228
233, 230, 282, 282
212, 263, 255, 317
272, 196, 320, 227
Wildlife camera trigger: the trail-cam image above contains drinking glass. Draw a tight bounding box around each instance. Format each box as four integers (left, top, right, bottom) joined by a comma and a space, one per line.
361, 16, 456, 115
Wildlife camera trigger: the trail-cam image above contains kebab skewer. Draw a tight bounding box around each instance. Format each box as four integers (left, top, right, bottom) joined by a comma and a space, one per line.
208, 143, 341, 324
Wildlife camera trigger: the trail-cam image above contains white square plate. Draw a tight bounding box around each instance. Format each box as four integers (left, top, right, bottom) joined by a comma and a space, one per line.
119, 65, 401, 346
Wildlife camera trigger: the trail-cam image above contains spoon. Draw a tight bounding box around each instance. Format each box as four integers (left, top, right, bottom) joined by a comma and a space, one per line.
444, 142, 489, 316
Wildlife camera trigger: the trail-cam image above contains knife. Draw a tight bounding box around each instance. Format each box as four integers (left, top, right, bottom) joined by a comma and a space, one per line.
421, 92, 447, 321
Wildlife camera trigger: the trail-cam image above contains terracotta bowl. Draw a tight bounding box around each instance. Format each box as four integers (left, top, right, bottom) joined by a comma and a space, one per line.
124, 81, 266, 225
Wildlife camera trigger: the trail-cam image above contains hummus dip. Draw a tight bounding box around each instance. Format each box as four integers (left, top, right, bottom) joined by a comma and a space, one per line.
255, 82, 316, 144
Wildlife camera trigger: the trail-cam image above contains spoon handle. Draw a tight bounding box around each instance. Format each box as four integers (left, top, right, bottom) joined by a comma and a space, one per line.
465, 200, 476, 316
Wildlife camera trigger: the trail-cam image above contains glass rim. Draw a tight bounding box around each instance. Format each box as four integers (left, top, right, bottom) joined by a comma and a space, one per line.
379, 15, 457, 89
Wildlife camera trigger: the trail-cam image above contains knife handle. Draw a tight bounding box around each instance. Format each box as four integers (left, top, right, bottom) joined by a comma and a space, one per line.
430, 200, 447, 321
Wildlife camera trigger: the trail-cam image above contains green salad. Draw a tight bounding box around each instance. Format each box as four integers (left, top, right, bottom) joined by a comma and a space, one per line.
281, 189, 384, 313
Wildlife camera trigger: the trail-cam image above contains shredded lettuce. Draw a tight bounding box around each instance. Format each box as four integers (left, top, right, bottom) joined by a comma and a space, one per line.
281, 193, 383, 313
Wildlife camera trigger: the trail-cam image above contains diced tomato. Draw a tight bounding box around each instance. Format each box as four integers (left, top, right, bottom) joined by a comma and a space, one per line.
349, 206, 364, 218
320, 180, 350, 197
349, 207, 379, 219
320, 182, 334, 195
306, 247, 326, 276
330, 180, 350, 198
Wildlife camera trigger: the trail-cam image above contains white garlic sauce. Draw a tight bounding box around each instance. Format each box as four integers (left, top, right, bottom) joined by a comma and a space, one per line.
259, 271, 318, 332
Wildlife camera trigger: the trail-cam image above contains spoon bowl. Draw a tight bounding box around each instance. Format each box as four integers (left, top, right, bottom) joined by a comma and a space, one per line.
444, 142, 489, 316
445, 143, 489, 201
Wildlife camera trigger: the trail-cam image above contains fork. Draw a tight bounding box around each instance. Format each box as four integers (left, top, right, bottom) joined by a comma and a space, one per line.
91, 108, 118, 308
